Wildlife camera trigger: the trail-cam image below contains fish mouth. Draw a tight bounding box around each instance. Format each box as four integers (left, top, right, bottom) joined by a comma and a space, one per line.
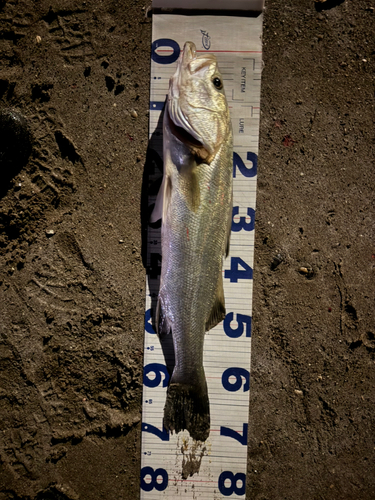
182, 41, 196, 63
167, 93, 203, 147
167, 107, 203, 148
178, 41, 216, 75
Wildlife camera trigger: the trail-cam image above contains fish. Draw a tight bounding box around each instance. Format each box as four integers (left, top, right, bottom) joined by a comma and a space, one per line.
151, 41, 233, 441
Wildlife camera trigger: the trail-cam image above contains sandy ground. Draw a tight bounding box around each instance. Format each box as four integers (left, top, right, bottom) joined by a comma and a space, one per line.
0, 0, 374, 499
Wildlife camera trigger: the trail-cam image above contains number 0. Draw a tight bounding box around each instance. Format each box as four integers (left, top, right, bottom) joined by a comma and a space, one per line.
151, 38, 180, 65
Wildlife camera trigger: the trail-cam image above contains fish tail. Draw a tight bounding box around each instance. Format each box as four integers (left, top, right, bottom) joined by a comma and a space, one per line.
163, 380, 210, 441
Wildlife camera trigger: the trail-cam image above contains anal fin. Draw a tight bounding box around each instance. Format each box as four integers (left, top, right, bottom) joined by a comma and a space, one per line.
205, 271, 226, 332
154, 296, 171, 336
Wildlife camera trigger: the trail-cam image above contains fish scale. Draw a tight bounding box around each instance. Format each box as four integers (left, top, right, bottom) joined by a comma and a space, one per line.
161, 150, 232, 368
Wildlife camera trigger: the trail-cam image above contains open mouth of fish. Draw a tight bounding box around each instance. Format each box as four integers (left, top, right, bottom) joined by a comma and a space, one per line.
167, 108, 203, 148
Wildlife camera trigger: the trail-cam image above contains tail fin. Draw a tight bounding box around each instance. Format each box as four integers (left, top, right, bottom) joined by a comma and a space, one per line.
163, 382, 210, 441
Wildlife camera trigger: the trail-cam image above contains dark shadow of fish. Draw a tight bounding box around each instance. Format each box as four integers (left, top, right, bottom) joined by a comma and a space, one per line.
140, 105, 175, 376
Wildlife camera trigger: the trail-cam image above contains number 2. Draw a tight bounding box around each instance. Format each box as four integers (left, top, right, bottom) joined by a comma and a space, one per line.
233, 152, 257, 178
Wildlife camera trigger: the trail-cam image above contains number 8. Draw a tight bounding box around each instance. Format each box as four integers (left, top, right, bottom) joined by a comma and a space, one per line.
218, 471, 246, 496
141, 466, 168, 492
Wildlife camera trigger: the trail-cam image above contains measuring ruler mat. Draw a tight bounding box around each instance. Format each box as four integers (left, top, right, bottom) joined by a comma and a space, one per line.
141, 12, 263, 500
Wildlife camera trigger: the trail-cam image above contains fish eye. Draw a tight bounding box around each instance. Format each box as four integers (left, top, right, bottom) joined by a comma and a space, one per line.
212, 77, 223, 90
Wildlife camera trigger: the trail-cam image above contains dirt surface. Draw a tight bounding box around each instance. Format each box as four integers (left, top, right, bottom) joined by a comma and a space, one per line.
0, 0, 374, 499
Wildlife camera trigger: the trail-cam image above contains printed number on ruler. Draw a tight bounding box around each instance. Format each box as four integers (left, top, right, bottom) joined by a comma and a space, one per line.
143, 362, 170, 388
221, 423, 248, 446
218, 471, 246, 497
145, 309, 156, 335
232, 207, 255, 232
222, 367, 250, 392
150, 38, 180, 111
141, 466, 168, 492
142, 423, 170, 441
224, 313, 251, 338
233, 151, 257, 178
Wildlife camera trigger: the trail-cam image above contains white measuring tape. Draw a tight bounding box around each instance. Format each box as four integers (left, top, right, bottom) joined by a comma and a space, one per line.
141, 6, 263, 498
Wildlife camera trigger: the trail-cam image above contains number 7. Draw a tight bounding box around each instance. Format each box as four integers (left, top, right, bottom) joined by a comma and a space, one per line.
220, 423, 248, 445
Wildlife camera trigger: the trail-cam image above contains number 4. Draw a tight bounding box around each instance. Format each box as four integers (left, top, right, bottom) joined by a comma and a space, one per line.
224, 257, 253, 283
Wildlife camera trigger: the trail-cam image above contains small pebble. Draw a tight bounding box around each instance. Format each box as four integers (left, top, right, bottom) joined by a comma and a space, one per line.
130, 109, 138, 118
271, 253, 284, 271
299, 266, 314, 279
36, 35, 42, 44
119, 239, 124, 243
46, 229, 55, 237
295, 390, 303, 396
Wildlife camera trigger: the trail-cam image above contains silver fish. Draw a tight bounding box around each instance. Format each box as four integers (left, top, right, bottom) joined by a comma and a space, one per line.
151, 41, 233, 441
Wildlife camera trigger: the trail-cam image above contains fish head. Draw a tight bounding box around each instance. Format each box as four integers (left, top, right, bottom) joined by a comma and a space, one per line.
167, 41, 231, 161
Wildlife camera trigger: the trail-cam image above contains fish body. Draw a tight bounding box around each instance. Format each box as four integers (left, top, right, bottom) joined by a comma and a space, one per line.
152, 42, 233, 441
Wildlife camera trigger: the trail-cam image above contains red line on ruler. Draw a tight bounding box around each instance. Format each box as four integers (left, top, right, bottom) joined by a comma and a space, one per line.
197, 50, 262, 53
172, 479, 216, 483
155, 50, 262, 53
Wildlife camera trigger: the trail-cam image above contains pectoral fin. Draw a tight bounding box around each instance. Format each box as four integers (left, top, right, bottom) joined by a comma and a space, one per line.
205, 272, 226, 332
150, 175, 172, 223
180, 165, 200, 213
